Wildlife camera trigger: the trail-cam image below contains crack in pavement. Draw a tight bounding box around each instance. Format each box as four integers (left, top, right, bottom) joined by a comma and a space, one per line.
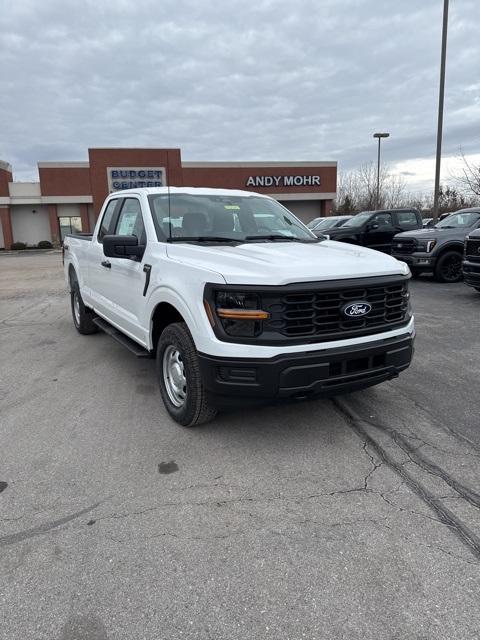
332, 397, 480, 562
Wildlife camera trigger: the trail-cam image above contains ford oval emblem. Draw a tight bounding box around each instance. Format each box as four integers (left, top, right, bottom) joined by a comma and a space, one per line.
342, 301, 372, 318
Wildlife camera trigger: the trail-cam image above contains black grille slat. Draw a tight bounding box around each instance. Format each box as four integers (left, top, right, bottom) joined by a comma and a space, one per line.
466, 239, 480, 262
392, 239, 416, 255
264, 279, 409, 341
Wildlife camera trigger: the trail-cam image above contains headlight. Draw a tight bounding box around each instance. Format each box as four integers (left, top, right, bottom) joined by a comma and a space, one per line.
207, 290, 269, 337
416, 239, 437, 252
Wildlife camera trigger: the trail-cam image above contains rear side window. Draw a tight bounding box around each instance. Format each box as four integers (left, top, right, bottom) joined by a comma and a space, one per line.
97, 199, 118, 242
115, 198, 145, 241
397, 211, 418, 228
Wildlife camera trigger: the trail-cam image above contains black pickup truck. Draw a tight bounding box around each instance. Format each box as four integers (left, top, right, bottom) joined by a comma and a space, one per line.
463, 227, 480, 292
392, 208, 480, 282
324, 209, 422, 253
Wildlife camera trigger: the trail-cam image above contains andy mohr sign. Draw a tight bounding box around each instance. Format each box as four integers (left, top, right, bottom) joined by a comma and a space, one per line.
246, 175, 321, 188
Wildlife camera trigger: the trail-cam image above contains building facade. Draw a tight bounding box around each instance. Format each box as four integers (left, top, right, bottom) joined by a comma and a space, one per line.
0, 149, 337, 249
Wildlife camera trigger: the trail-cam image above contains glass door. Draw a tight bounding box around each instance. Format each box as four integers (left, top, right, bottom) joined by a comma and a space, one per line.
58, 216, 82, 242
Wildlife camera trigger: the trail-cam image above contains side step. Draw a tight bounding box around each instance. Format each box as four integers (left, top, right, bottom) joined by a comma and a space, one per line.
93, 317, 152, 358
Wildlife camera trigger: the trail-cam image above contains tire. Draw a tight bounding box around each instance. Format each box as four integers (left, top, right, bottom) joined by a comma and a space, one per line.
434, 251, 463, 283
156, 322, 217, 427
70, 278, 98, 335
475, 288, 480, 293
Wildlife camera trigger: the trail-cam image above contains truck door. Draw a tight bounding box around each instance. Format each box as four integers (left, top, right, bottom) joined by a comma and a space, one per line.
98, 197, 148, 344
86, 198, 121, 317
363, 212, 395, 253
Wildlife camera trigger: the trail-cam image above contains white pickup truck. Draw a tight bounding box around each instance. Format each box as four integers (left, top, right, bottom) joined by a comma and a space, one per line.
63, 187, 414, 426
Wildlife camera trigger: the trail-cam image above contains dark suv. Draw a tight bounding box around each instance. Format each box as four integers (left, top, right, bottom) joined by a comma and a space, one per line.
392, 208, 480, 282
324, 209, 422, 253
463, 227, 480, 292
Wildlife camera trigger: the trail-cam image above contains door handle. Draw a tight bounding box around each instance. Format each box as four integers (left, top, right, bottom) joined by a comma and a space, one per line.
101, 260, 111, 268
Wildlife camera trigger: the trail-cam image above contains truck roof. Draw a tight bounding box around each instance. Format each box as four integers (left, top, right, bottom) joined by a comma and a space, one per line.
107, 186, 271, 199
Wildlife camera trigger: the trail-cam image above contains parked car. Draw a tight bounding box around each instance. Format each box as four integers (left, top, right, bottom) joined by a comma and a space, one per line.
63, 187, 414, 426
323, 209, 422, 253
311, 215, 353, 234
306, 216, 324, 229
392, 208, 480, 282
463, 228, 480, 292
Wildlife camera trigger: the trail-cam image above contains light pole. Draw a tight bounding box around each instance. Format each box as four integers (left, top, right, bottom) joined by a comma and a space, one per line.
432, 0, 449, 224
373, 132, 390, 209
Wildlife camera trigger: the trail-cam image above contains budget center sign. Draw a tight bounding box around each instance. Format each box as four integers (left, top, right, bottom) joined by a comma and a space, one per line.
107, 167, 166, 191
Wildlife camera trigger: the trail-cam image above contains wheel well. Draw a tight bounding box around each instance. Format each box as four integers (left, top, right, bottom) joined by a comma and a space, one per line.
151, 303, 185, 350
68, 264, 77, 287
436, 244, 464, 259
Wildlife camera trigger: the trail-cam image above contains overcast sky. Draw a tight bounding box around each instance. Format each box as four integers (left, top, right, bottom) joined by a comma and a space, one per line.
1, 0, 479, 191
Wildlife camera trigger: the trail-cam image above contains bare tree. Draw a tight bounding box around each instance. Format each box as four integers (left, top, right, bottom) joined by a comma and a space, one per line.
334, 162, 407, 213
452, 151, 480, 199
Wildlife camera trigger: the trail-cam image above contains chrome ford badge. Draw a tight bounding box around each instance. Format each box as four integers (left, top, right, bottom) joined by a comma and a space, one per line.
342, 301, 372, 318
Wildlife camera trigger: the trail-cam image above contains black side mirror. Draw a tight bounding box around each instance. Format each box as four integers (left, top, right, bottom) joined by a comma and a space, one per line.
367, 222, 380, 231
103, 235, 144, 260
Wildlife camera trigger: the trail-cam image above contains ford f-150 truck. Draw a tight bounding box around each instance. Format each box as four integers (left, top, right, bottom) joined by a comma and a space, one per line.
392, 208, 480, 282
463, 227, 480, 292
63, 187, 414, 426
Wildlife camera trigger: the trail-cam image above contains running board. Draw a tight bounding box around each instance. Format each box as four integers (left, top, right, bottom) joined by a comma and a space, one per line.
93, 317, 152, 358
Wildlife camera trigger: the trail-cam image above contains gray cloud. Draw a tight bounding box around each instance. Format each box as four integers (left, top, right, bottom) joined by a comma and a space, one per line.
1, 0, 479, 189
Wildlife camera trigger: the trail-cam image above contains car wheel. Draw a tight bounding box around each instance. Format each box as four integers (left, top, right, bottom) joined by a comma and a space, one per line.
156, 322, 217, 427
434, 251, 463, 283
70, 278, 98, 335
475, 288, 480, 293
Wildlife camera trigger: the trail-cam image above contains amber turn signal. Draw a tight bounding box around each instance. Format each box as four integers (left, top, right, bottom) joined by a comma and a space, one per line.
203, 300, 216, 327
216, 308, 270, 320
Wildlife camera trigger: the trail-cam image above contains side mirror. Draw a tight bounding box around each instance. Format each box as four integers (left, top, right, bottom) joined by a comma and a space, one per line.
367, 222, 380, 231
103, 235, 144, 260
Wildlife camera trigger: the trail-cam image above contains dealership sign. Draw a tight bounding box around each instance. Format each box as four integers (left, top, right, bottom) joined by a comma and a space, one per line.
246, 175, 321, 188
107, 167, 166, 191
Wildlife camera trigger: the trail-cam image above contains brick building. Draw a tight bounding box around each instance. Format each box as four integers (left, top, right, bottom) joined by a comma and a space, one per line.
0, 149, 337, 249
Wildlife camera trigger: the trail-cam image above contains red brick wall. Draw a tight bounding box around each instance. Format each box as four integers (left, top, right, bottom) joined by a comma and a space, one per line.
39, 166, 91, 196
182, 165, 337, 194
0, 166, 13, 196
88, 148, 183, 216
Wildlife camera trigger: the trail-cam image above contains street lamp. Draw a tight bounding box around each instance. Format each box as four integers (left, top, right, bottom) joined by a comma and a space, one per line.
373, 132, 390, 209
432, 0, 449, 224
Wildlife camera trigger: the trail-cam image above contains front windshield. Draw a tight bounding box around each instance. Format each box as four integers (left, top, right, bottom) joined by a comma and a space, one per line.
148, 194, 318, 243
435, 211, 480, 229
314, 217, 347, 230
341, 211, 373, 228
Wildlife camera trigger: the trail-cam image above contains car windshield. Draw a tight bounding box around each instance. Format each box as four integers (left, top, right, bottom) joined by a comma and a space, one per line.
315, 216, 351, 230
341, 211, 373, 228
307, 217, 323, 229
435, 211, 480, 228
148, 194, 319, 243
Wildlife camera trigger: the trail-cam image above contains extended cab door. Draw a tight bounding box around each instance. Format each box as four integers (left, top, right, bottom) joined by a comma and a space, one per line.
394, 210, 421, 232
362, 212, 396, 253
97, 197, 149, 344
86, 197, 122, 317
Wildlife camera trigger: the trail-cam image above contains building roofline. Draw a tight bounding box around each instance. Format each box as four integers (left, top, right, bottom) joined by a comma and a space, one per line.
38, 162, 90, 168
182, 161, 337, 168
0, 160, 12, 172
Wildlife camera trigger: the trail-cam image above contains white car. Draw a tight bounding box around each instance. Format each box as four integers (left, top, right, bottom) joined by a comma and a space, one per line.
64, 187, 414, 426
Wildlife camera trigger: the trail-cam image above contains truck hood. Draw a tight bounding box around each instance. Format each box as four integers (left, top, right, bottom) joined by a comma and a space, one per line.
394, 227, 471, 240
166, 240, 409, 285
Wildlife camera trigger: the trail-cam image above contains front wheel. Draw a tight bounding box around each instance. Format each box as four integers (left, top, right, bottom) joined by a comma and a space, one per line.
156, 322, 217, 427
434, 251, 463, 283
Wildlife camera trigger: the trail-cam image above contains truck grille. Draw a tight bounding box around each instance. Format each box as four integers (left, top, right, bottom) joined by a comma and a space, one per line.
392, 238, 416, 255
465, 238, 480, 263
262, 278, 410, 342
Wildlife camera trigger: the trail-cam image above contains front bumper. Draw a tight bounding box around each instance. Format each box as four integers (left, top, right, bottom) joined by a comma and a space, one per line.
198, 332, 414, 407
392, 252, 437, 271
463, 260, 480, 287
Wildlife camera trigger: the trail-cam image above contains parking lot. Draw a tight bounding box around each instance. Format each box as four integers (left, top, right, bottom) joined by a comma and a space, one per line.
1, 251, 480, 640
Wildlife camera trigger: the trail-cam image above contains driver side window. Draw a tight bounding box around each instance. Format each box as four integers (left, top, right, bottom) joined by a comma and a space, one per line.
371, 212, 393, 227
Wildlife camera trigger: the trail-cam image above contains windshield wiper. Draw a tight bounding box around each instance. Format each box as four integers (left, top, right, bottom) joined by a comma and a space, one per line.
244, 234, 302, 242
168, 236, 238, 243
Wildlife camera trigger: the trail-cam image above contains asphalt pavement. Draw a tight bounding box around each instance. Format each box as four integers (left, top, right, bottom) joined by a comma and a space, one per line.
1, 252, 480, 640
